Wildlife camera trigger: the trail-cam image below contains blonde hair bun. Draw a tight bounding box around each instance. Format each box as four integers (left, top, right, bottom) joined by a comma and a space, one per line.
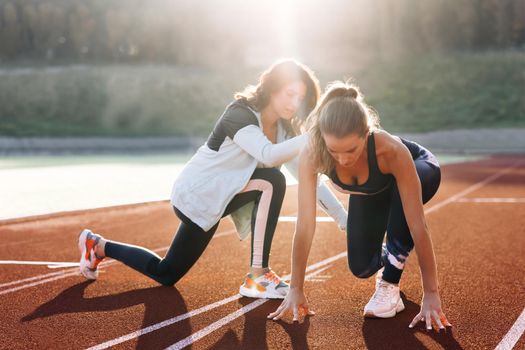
347, 87, 358, 99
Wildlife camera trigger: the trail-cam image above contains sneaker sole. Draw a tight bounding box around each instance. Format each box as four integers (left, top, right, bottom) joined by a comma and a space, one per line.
239, 285, 286, 299
363, 298, 405, 318
78, 229, 98, 280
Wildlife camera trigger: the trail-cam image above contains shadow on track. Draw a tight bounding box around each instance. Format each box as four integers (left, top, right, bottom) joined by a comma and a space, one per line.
362, 293, 463, 350
21, 281, 191, 349
209, 298, 312, 349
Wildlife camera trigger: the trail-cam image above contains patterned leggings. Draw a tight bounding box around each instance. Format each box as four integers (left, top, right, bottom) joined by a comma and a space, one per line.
346, 151, 441, 284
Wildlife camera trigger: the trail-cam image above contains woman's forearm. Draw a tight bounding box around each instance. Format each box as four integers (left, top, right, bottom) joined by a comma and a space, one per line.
413, 228, 439, 293
290, 147, 318, 291
233, 128, 308, 167
289, 226, 315, 291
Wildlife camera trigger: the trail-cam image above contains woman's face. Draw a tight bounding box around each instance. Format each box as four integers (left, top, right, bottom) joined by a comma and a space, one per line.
269, 80, 307, 120
323, 132, 367, 168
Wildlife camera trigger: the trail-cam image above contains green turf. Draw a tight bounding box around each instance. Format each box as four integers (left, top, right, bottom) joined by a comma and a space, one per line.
0, 51, 523, 137
352, 51, 525, 132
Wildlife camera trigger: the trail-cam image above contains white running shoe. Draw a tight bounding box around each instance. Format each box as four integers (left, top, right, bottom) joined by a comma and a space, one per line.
239, 269, 289, 299
78, 229, 104, 280
363, 279, 405, 318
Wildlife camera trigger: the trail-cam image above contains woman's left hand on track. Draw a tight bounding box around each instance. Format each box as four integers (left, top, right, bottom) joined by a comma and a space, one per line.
409, 291, 452, 331
267, 288, 315, 322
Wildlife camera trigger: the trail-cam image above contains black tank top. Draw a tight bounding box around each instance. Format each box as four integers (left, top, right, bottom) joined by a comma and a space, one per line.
329, 132, 429, 195
329, 132, 394, 195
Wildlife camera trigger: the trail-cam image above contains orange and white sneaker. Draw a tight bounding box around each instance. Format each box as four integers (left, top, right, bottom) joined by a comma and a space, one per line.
78, 229, 104, 280
363, 279, 405, 318
239, 269, 289, 299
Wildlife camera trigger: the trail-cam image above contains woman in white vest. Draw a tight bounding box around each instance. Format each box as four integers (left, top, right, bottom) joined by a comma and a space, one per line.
77, 59, 347, 299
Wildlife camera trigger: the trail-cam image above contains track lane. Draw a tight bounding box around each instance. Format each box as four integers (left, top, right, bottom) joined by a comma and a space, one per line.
0, 156, 523, 349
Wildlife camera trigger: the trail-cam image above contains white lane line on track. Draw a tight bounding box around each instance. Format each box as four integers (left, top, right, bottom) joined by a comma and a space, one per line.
164, 259, 346, 350
0, 250, 165, 295
304, 264, 333, 281
495, 307, 525, 350
0, 218, 326, 293
0, 224, 297, 274
0, 250, 157, 293
0, 230, 237, 293
6, 160, 525, 347
159, 161, 525, 349
2, 160, 521, 292
85, 294, 243, 350
456, 197, 525, 203
0, 260, 80, 266
86, 251, 348, 350
0, 267, 90, 290
0, 270, 68, 289
0, 271, 82, 295
165, 300, 269, 350
0, 219, 330, 288
47, 263, 82, 269
425, 161, 524, 215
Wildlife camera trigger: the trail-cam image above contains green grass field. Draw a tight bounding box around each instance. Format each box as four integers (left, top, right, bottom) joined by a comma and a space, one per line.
354, 51, 525, 132
1, 51, 523, 137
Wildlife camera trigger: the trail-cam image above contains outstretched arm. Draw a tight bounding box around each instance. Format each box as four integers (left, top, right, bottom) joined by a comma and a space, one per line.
217, 105, 308, 167
233, 126, 308, 167
268, 147, 318, 321
389, 142, 452, 331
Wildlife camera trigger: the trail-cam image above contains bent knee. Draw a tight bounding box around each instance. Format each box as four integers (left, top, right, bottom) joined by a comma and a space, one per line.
266, 168, 287, 190
348, 261, 377, 279
157, 276, 178, 287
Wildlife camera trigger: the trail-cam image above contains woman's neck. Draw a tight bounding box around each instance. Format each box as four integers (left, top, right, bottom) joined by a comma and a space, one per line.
260, 105, 280, 128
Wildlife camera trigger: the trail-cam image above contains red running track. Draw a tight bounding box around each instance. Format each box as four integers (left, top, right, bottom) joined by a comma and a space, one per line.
0, 156, 524, 350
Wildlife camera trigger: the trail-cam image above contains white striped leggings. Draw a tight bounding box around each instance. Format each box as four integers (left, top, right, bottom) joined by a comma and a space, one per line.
105, 168, 286, 286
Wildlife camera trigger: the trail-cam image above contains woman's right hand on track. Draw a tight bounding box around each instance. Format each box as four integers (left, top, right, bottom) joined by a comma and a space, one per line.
409, 291, 452, 331
267, 288, 315, 321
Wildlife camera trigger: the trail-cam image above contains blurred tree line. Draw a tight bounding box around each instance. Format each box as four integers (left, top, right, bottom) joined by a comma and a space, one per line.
0, 0, 523, 137
1, 0, 524, 65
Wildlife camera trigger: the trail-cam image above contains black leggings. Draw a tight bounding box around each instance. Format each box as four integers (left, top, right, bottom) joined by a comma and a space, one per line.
105, 168, 286, 286
346, 154, 441, 284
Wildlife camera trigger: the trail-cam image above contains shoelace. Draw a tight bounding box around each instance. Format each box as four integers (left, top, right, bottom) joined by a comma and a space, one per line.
264, 271, 281, 285
372, 281, 395, 303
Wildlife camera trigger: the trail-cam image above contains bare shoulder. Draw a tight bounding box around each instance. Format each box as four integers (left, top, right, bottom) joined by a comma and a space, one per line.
373, 130, 407, 172
374, 130, 405, 157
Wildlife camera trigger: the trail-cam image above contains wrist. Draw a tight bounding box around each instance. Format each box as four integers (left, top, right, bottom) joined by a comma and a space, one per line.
423, 288, 439, 295
290, 285, 304, 292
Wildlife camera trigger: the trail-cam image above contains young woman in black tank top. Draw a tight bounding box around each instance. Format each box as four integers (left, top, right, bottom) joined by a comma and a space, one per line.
269, 81, 451, 332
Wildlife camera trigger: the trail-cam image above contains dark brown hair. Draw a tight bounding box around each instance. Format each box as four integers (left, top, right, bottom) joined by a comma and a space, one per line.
235, 59, 320, 136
